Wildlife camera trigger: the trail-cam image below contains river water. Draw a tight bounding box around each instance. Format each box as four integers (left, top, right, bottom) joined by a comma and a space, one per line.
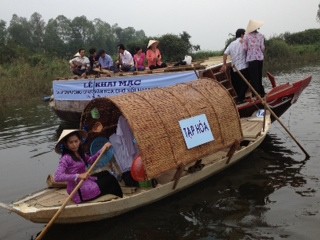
0, 66, 319, 240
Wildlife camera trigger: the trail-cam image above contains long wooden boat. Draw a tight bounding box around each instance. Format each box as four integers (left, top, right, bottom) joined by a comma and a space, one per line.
201, 65, 312, 120
49, 62, 311, 122
1, 78, 271, 224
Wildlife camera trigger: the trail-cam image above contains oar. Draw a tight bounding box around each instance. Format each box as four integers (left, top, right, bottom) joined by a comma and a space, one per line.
35, 144, 111, 240
233, 65, 310, 159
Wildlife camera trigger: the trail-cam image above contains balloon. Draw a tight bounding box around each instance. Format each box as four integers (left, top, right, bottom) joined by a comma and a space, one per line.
131, 155, 147, 182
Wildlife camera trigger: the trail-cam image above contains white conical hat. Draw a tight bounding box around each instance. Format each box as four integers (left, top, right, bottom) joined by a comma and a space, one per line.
147, 39, 159, 48
55, 129, 87, 154
246, 20, 264, 33
74, 52, 81, 57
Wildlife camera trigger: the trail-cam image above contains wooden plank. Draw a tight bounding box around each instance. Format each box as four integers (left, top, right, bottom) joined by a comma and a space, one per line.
241, 120, 263, 138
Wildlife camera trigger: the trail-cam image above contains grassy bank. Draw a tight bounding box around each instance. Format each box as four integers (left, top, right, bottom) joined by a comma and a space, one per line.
264, 40, 320, 73
0, 57, 70, 103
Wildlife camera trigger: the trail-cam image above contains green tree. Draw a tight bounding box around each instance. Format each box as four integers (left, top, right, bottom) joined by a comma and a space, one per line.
69, 16, 94, 51
158, 34, 190, 62
7, 14, 32, 50
284, 29, 320, 45
43, 18, 67, 56
92, 18, 116, 55
317, 3, 320, 22
0, 20, 6, 45
29, 12, 45, 52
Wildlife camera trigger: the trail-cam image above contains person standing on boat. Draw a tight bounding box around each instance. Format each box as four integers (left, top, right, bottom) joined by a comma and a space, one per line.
69, 48, 90, 77
54, 129, 123, 203
117, 44, 134, 72
146, 40, 167, 70
221, 28, 249, 103
133, 47, 146, 71
243, 20, 266, 97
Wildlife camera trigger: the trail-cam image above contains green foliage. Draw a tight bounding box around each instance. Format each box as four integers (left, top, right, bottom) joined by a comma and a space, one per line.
265, 38, 290, 58
158, 34, 190, 62
0, 13, 151, 63
156, 31, 197, 62
284, 29, 320, 45
317, 3, 320, 22
191, 50, 222, 61
0, 56, 70, 102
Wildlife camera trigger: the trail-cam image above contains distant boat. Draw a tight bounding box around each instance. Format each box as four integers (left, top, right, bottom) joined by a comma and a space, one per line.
48, 62, 311, 122
1, 78, 271, 223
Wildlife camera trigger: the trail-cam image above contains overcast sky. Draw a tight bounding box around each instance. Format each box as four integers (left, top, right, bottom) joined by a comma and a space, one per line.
0, 0, 319, 50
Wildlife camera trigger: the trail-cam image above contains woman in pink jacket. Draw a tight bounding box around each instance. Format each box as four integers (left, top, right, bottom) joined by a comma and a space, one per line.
146, 40, 167, 70
243, 20, 266, 97
54, 129, 122, 203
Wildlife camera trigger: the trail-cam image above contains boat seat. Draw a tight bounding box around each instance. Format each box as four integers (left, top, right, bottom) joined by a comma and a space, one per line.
241, 119, 263, 139
87, 194, 119, 203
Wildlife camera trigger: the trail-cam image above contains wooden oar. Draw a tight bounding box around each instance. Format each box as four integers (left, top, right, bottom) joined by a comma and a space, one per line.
36, 144, 111, 240
233, 65, 310, 159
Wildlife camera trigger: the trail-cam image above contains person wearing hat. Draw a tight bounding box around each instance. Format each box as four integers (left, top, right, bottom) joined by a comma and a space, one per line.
243, 20, 266, 97
146, 40, 167, 70
54, 129, 123, 203
221, 28, 249, 104
69, 48, 90, 77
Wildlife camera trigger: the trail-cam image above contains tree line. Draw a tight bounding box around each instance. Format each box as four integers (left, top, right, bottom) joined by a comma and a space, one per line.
0, 12, 200, 65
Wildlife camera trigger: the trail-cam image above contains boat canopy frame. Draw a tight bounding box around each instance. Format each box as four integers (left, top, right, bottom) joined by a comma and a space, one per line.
80, 78, 243, 179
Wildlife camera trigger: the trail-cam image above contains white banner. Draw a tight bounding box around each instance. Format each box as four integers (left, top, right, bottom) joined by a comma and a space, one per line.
53, 71, 198, 101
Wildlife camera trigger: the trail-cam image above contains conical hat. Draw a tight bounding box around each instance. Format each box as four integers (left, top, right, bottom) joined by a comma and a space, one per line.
246, 20, 264, 33
74, 52, 81, 57
55, 129, 87, 154
147, 40, 159, 48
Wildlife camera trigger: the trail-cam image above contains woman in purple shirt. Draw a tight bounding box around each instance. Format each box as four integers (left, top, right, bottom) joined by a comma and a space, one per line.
243, 20, 266, 97
54, 129, 123, 203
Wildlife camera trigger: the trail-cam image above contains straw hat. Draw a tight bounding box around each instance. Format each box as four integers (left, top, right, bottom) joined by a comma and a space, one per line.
246, 20, 264, 33
55, 129, 87, 154
147, 40, 159, 48
74, 52, 81, 57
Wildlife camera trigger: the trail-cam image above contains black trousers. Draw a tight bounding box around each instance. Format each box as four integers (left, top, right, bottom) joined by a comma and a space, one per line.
230, 68, 249, 101
93, 171, 123, 198
248, 60, 265, 96
149, 63, 167, 70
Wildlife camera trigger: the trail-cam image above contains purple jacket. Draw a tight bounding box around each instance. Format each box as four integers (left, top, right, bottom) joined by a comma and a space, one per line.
54, 150, 101, 203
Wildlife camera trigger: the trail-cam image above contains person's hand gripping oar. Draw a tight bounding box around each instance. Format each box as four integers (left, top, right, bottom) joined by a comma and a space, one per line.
233, 64, 310, 159
35, 142, 112, 240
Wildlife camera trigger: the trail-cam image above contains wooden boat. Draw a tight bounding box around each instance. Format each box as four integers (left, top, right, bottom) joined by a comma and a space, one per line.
49, 62, 311, 122
1, 78, 271, 224
201, 65, 312, 121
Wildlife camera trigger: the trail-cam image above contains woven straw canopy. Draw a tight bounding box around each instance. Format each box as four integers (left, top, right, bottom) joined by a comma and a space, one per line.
80, 78, 243, 179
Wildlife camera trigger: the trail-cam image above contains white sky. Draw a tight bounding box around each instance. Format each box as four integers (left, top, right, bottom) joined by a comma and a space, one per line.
0, 0, 319, 50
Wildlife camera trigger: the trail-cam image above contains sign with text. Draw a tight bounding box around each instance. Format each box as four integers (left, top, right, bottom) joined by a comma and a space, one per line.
53, 71, 198, 101
179, 114, 215, 149
256, 109, 265, 118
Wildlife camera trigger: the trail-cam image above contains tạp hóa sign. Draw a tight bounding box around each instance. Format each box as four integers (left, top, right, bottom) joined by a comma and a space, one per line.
179, 114, 215, 149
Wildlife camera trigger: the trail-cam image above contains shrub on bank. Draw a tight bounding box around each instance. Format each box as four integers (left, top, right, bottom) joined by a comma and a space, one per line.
191, 50, 223, 61
0, 57, 69, 102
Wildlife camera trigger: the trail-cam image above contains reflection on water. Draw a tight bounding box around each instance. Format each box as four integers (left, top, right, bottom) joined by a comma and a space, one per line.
0, 66, 320, 240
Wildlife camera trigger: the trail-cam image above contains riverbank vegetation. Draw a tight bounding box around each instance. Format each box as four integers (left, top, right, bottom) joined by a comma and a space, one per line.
0, 13, 320, 102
